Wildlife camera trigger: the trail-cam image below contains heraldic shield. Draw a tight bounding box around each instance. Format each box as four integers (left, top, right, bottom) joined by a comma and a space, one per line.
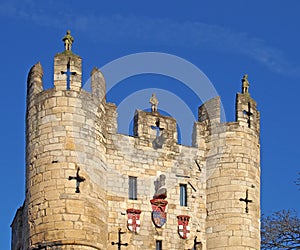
126, 208, 142, 233
150, 196, 168, 228
177, 215, 190, 239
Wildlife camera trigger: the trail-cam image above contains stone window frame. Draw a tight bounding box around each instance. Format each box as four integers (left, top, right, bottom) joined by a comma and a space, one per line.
180, 183, 187, 206
128, 176, 137, 200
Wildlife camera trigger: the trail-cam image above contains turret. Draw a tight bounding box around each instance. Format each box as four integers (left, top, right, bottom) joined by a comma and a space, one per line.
21, 31, 109, 249
203, 75, 260, 250
91, 67, 106, 103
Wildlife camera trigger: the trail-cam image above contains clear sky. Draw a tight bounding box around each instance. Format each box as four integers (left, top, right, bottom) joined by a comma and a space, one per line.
1, 1, 300, 249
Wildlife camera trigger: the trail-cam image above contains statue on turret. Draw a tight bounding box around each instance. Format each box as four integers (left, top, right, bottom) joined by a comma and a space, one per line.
242, 74, 250, 94
62, 30, 74, 51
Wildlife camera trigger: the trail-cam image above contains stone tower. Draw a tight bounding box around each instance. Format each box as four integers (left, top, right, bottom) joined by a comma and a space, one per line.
11, 32, 260, 250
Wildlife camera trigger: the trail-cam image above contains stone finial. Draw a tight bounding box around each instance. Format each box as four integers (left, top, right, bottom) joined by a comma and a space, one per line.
62, 30, 74, 51
149, 93, 159, 113
242, 74, 250, 94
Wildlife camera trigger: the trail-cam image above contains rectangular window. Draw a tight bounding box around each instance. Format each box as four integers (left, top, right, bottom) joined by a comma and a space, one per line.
129, 176, 137, 200
156, 240, 162, 250
180, 184, 187, 206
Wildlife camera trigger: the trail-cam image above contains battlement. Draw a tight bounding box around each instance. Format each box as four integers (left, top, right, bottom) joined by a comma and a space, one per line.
26, 34, 260, 151
27, 56, 260, 151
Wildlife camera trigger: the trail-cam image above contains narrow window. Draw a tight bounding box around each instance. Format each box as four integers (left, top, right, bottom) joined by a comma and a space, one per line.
129, 176, 137, 200
180, 184, 187, 206
156, 240, 162, 250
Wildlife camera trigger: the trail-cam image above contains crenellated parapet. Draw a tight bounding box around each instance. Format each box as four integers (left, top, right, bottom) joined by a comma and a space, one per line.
236, 93, 260, 134
53, 52, 82, 91
91, 67, 106, 103
198, 96, 221, 125
236, 74, 260, 133
133, 109, 178, 150
27, 62, 43, 99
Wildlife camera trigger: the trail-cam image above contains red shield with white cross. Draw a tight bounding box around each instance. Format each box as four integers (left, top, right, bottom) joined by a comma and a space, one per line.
126, 209, 142, 233
177, 215, 190, 239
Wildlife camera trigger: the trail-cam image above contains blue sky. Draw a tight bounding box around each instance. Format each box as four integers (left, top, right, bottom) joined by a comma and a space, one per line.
1, 1, 300, 248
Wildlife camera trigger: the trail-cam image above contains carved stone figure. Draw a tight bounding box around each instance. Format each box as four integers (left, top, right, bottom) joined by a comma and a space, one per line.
62, 30, 74, 51
154, 174, 167, 198
242, 74, 250, 94
149, 93, 159, 112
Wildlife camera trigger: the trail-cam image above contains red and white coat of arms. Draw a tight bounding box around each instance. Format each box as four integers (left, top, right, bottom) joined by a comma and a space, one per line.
177, 215, 190, 239
126, 208, 142, 233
